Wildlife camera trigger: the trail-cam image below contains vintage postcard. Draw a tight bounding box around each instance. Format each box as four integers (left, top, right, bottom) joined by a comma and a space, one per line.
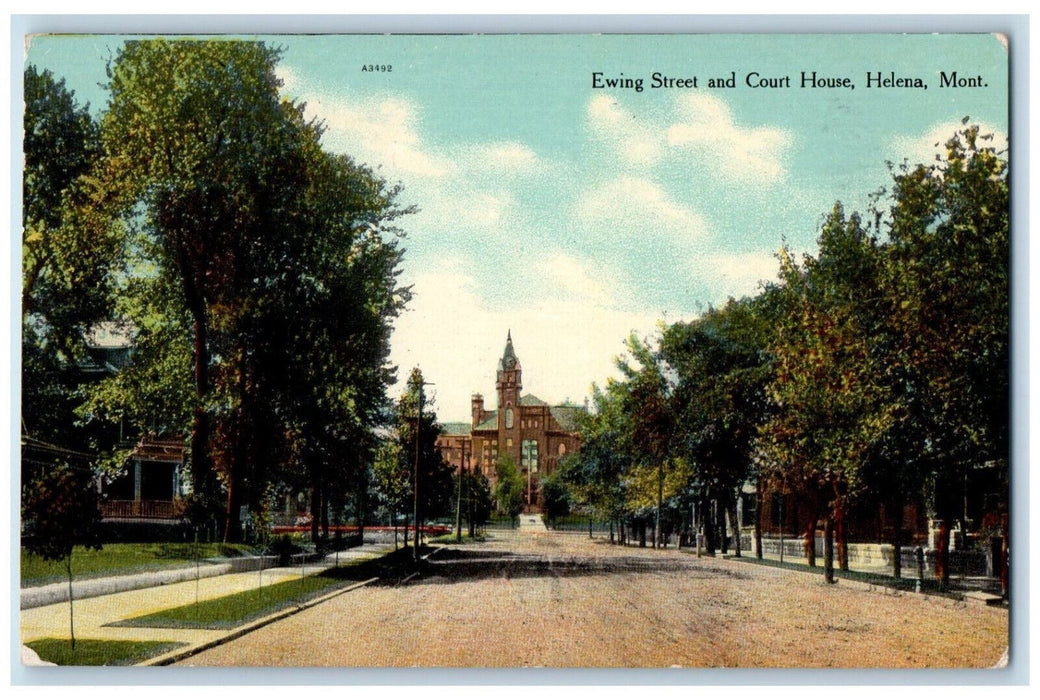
18, 28, 1012, 676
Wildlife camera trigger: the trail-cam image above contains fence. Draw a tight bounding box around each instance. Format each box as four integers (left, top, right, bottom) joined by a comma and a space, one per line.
100, 499, 185, 520
740, 534, 992, 578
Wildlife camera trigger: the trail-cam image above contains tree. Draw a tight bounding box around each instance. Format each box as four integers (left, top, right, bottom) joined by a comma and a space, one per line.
875, 122, 1009, 589
22, 65, 119, 457
463, 470, 494, 534
662, 294, 778, 556
373, 438, 410, 547
494, 455, 525, 525
98, 40, 314, 530
616, 333, 675, 548
560, 382, 634, 542
22, 65, 111, 341
22, 463, 103, 650
96, 40, 412, 541
540, 468, 572, 528
759, 207, 895, 582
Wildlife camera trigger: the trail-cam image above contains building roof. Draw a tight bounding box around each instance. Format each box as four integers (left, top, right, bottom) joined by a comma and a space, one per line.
549, 405, 585, 432
498, 330, 520, 371
440, 422, 472, 436
519, 393, 548, 407
474, 411, 499, 432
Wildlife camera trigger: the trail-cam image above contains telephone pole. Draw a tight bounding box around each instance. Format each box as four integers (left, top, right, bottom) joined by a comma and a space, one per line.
411, 371, 434, 564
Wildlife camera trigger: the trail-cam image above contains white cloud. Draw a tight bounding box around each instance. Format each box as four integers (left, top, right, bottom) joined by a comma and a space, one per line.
585, 93, 793, 184
691, 250, 781, 301
667, 93, 793, 184
890, 121, 1008, 170
390, 259, 660, 422
536, 253, 617, 308
462, 141, 546, 176
302, 92, 451, 178
576, 176, 709, 240
586, 95, 663, 166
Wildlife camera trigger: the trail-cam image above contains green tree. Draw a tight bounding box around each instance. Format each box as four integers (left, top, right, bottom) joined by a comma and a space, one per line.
463, 470, 494, 534
540, 468, 572, 528
661, 294, 778, 556
875, 122, 1009, 588
373, 439, 411, 547
22, 65, 111, 341
95, 40, 411, 542
494, 455, 525, 525
98, 40, 312, 529
22, 65, 118, 456
759, 207, 895, 582
561, 382, 634, 542
22, 463, 103, 650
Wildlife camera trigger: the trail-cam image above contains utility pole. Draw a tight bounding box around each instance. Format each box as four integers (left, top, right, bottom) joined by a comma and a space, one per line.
455, 440, 464, 543
411, 371, 435, 564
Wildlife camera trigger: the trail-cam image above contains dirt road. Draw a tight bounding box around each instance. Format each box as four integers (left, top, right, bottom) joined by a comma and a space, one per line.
177, 530, 1008, 668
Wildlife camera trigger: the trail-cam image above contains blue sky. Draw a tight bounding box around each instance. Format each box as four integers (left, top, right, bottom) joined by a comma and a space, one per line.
24, 33, 1009, 421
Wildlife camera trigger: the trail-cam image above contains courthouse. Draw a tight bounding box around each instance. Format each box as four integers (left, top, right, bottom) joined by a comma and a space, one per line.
436, 332, 584, 509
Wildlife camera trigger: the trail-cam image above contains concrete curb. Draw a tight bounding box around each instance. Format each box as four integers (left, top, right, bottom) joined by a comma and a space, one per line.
20, 556, 279, 610
139, 576, 379, 667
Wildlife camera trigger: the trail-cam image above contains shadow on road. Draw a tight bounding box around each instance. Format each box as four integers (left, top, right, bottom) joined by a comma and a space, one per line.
412, 546, 753, 586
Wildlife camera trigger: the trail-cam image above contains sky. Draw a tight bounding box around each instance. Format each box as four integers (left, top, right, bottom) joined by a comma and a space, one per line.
22, 33, 1009, 422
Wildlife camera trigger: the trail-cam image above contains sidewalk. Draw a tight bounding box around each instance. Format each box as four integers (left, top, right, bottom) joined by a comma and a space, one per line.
20, 541, 396, 665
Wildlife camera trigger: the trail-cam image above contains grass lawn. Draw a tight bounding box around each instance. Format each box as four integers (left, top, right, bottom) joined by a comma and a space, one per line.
21, 542, 256, 587
25, 638, 184, 666
115, 571, 358, 629
114, 546, 418, 630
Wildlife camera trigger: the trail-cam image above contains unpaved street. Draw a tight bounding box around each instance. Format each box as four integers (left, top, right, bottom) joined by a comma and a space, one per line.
178, 530, 1008, 668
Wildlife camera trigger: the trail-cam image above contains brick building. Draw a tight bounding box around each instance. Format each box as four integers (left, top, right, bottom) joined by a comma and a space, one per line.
436, 332, 584, 509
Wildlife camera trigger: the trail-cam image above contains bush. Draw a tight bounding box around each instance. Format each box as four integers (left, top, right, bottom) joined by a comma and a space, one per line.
265, 535, 302, 566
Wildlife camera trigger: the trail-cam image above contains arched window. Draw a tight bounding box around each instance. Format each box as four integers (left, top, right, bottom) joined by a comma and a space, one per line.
505, 407, 514, 429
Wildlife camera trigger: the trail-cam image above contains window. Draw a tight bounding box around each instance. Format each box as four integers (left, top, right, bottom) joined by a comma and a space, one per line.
505, 407, 514, 429
522, 439, 539, 472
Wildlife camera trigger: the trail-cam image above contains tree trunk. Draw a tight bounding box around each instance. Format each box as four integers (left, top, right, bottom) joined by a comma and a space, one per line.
66, 554, 75, 650
189, 311, 216, 513
836, 503, 848, 571
754, 478, 763, 560
891, 499, 903, 579
824, 515, 835, 584
935, 518, 950, 590
703, 499, 716, 555
1000, 511, 1009, 598
729, 497, 741, 558
309, 483, 320, 543
654, 462, 663, 550
805, 509, 817, 568
719, 499, 728, 555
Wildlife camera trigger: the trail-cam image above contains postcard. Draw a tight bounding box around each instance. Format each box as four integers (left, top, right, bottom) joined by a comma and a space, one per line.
18, 29, 1012, 675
